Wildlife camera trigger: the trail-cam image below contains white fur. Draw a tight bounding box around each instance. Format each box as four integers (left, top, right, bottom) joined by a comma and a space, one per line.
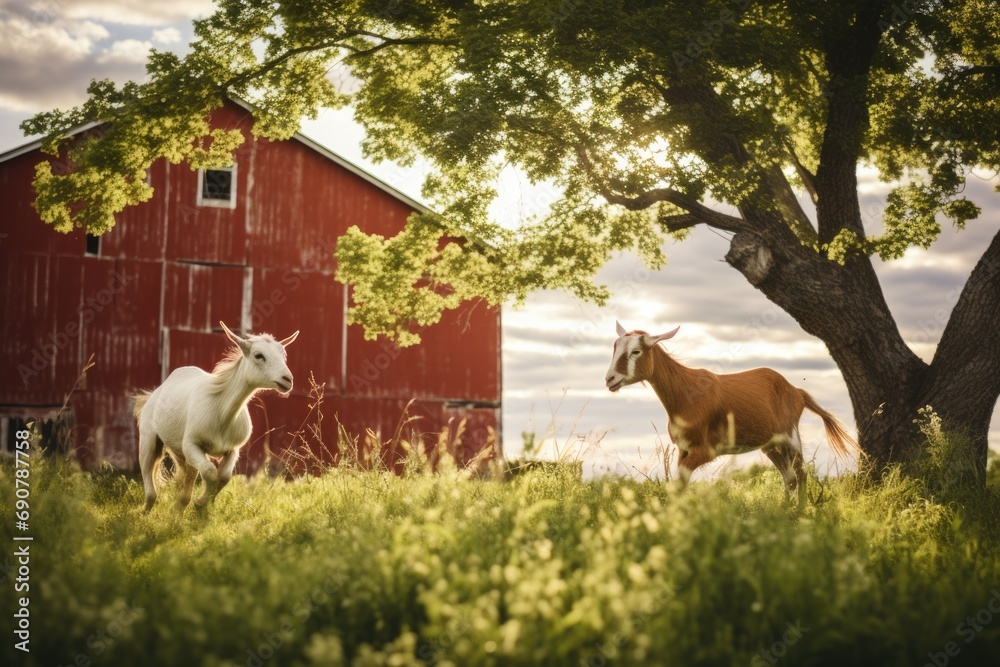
136, 321, 298, 511
605, 322, 679, 392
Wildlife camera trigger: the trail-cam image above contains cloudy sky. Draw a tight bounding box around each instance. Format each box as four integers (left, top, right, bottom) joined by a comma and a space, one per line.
2, 0, 997, 479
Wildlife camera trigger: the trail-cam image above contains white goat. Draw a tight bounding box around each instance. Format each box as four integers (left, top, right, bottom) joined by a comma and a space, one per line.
134, 321, 298, 511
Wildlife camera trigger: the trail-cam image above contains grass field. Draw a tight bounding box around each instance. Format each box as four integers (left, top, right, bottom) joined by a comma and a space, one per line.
3, 436, 1000, 667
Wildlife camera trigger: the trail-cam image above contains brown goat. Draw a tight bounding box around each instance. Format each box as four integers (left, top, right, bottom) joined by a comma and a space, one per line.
605, 322, 857, 505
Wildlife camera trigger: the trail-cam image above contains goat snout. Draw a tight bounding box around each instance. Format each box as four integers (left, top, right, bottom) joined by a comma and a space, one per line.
276, 375, 293, 393
606, 374, 623, 392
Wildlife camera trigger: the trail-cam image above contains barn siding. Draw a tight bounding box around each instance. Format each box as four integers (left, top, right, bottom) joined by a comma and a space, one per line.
0, 100, 501, 470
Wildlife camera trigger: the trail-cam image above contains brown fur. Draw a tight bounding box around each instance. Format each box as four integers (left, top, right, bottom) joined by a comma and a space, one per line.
800, 389, 857, 460
628, 334, 858, 492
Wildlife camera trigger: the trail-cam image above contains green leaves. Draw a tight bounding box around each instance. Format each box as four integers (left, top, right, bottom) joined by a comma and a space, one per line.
336, 216, 467, 347
21, 0, 999, 342
822, 182, 982, 264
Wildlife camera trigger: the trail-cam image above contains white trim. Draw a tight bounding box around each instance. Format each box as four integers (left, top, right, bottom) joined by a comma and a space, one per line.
241, 268, 254, 333
0, 105, 430, 214
196, 164, 238, 209
341, 281, 349, 391
228, 97, 432, 213
0, 122, 104, 164
290, 130, 431, 214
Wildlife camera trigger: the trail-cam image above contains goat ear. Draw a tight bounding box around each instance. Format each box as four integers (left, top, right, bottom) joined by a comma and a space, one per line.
648, 326, 680, 345
279, 330, 300, 348
615, 320, 627, 337
220, 321, 251, 354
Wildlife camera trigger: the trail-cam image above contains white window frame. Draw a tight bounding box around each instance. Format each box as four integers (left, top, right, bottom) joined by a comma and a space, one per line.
196, 164, 238, 209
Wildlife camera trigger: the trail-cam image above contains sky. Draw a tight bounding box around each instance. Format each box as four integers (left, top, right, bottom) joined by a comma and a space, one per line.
2, 0, 997, 479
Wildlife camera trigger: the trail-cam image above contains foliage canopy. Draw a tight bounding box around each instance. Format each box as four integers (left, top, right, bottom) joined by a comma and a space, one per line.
23, 0, 1000, 344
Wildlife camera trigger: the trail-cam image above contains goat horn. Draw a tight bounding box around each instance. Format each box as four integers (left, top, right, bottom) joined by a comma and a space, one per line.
219, 321, 243, 341
219, 321, 250, 353
615, 320, 627, 337
279, 330, 300, 348
650, 326, 680, 344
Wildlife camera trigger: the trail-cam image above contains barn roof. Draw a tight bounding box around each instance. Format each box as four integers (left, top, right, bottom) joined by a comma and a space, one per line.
0, 99, 430, 215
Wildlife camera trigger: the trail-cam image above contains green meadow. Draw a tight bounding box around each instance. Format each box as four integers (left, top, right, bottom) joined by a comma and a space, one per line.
3, 437, 1000, 667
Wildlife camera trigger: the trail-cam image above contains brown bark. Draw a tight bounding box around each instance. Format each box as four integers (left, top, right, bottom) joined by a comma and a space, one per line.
920, 229, 1000, 472
724, 221, 1000, 476
724, 223, 930, 466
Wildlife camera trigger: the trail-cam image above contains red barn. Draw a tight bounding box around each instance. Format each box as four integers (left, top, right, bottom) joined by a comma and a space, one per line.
0, 100, 501, 472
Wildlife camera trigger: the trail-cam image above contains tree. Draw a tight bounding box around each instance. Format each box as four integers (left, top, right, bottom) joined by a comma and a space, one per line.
22, 0, 1000, 475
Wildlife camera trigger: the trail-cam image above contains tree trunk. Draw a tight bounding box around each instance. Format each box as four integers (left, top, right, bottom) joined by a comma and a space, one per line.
645, 4, 998, 477
725, 224, 1000, 477
918, 228, 1000, 476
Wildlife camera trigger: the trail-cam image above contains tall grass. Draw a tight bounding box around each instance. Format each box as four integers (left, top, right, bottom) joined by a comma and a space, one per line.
2, 430, 1000, 666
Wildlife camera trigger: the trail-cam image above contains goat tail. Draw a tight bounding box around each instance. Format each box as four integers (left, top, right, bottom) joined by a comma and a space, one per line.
800, 389, 860, 460
132, 389, 153, 421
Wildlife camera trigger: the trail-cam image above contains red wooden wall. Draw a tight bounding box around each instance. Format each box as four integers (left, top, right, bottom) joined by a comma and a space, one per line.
0, 101, 501, 472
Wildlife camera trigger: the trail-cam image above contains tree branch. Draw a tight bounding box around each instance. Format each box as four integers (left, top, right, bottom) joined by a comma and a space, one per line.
611, 188, 748, 233
763, 163, 818, 242
574, 145, 748, 233
786, 140, 819, 204
954, 65, 1000, 80
813, 5, 886, 245
657, 214, 705, 233
224, 31, 455, 92
923, 227, 1000, 430
343, 32, 458, 59
649, 77, 819, 239
225, 40, 346, 90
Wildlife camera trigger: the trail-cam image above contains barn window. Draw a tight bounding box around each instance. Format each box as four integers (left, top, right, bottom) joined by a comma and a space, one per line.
1, 413, 73, 456
196, 165, 238, 209
85, 233, 100, 255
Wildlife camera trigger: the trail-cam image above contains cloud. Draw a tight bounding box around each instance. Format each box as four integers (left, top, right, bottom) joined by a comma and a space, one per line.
0, 0, 211, 31
873, 177, 1000, 359
0, 1, 204, 128
501, 177, 1000, 470
152, 26, 181, 44
61, 0, 215, 26
97, 38, 153, 64
0, 11, 128, 111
